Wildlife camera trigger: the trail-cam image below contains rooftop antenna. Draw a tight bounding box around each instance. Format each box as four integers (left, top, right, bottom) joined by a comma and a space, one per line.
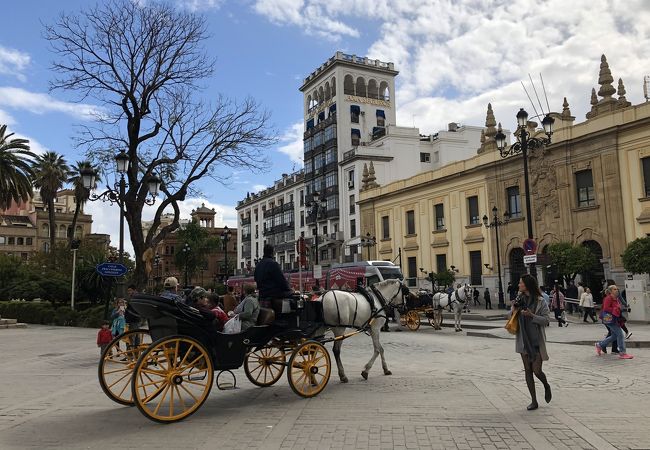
539, 73, 551, 114
521, 81, 541, 121
644, 76, 650, 102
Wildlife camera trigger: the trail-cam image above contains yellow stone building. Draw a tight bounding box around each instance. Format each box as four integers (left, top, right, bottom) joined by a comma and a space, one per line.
359, 55, 650, 300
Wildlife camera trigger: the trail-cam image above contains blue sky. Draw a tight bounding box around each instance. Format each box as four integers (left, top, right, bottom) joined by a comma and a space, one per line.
2, 0, 650, 253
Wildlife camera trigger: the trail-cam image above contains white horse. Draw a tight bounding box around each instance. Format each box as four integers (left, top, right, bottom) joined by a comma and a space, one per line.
321, 279, 409, 383
431, 284, 472, 332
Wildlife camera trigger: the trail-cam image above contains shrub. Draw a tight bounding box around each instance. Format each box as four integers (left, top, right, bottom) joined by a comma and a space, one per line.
0, 301, 104, 328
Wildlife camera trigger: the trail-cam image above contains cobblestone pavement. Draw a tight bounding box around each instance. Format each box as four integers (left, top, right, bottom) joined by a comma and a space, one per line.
1, 325, 649, 450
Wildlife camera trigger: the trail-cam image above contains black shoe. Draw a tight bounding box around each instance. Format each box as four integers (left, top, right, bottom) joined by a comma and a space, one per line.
602, 347, 607, 354
611, 349, 619, 354
527, 402, 539, 411
544, 384, 552, 403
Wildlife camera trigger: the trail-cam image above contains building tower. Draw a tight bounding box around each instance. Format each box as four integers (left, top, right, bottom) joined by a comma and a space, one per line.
300, 52, 398, 264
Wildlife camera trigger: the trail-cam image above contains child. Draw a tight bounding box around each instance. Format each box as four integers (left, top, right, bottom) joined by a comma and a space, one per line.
195, 293, 228, 331
110, 298, 127, 337
97, 321, 113, 356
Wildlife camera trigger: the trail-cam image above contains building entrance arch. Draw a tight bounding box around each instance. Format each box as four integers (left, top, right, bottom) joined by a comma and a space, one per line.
509, 248, 526, 285
581, 240, 605, 304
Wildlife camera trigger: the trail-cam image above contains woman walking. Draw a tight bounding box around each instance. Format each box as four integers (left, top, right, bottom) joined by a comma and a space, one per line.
550, 285, 568, 327
595, 285, 633, 359
511, 274, 552, 411
580, 287, 597, 323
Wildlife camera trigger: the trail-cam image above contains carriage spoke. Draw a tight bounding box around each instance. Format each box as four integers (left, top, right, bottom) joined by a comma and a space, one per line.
178, 383, 200, 403
142, 383, 167, 404
174, 385, 187, 411
117, 377, 131, 398
107, 370, 133, 389
102, 366, 132, 375
152, 384, 170, 417
169, 383, 174, 417
177, 343, 194, 369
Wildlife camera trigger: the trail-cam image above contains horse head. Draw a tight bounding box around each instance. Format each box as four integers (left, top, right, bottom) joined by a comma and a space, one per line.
373, 278, 409, 307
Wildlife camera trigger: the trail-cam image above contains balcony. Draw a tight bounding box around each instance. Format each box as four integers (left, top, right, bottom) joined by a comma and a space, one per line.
241, 216, 251, 226
303, 114, 337, 139
326, 209, 339, 219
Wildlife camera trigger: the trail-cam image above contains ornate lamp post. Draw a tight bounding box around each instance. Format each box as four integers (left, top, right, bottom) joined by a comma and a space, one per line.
360, 232, 376, 261
80, 150, 161, 297
220, 225, 232, 284
483, 206, 511, 309
182, 243, 191, 287
308, 191, 327, 265
495, 109, 554, 278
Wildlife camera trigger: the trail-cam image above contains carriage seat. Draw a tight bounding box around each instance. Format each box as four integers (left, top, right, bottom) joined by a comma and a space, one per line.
256, 307, 275, 326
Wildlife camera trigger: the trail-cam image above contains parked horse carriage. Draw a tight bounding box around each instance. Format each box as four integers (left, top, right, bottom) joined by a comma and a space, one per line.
98, 279, 408, 423
398, 284, 473, 332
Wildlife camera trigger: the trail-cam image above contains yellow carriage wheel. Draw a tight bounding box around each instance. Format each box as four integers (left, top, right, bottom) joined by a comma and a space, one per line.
98, 329, 152, 406
405, 310, 421, 331
132, 335, 213, 423
287, 341, 331, 398
244, 345, 286, 387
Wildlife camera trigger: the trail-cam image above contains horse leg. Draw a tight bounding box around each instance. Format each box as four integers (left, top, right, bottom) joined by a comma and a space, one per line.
332, 327, 348, 383
361, 321, 383, 380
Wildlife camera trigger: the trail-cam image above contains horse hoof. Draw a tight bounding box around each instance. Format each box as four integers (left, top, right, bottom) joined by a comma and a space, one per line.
384, 370, 392, 376
455, 329, 461, 332
340, 376, 349, 383
361, 371, 368, 380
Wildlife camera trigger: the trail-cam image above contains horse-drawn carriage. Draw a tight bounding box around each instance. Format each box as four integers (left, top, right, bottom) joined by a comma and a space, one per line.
398, 284, 473, 332
98, 279, 408, 423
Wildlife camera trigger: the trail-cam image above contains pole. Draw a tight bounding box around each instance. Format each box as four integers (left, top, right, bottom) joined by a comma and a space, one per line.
494, 216, 505, 309
224, 236, 229, 284
521, 130, 536, 277
117, 174, 125, 298
315, 219, 319, 266
70, 248, 77, 310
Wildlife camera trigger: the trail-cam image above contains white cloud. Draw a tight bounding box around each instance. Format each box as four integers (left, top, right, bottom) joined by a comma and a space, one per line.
276, 121, 304, 165
86, 197, 237, 257
176, 0, 224, 11
0, 87, 101, 120
0, 45, 30, 81
252, 184, 267, 192
253, 0, 650, 133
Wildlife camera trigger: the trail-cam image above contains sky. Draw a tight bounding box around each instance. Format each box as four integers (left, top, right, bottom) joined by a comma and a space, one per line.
2, 0, 650, 255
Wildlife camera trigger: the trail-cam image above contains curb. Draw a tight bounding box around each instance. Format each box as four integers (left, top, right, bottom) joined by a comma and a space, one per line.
466, 331, 650, 347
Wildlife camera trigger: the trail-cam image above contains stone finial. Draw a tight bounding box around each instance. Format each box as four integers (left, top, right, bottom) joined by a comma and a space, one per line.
590, 88, 598, 106
561, 97, 572, 118
484, 103, 497, 140
617, 78, 631, 108
480, 129, 486, 144
360, 163, 369, 190
597, 54, 616, 99
366, 162, 379, 189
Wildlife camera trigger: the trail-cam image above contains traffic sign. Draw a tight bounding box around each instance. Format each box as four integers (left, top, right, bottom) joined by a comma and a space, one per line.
523, 238, 537, 255
523, 254, 537, 265
96, 262, 128, 277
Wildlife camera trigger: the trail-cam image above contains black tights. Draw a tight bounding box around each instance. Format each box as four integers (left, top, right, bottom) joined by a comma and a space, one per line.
521, 353, 549, 404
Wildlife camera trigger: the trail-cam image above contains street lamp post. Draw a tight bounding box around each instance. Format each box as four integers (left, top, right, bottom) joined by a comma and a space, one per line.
483, 206, 511, 309
221, 225, 232, 284
80, 150, 161, 297
182, 243, 191, 287
360, 232, 376, 261
308, 191, 327, 266
495, 109, 554, 278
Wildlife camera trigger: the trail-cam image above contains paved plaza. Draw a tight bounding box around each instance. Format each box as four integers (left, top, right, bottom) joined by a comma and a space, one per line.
1, 322, 649, 450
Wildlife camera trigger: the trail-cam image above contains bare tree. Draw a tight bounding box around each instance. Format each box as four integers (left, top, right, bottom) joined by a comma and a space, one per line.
45, 0, 274, 287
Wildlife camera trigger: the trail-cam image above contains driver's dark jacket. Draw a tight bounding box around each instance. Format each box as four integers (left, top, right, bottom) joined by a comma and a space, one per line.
254, 257, 292, 300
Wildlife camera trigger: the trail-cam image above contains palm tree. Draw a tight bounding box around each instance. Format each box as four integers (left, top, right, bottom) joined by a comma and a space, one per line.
32, 151, 71, 251
68, 160, 98, 244
0, 124, 35, 210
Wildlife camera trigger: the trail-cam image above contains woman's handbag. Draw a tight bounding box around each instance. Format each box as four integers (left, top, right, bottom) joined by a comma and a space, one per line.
601, 311, 616, 325
505, 309, 519, 334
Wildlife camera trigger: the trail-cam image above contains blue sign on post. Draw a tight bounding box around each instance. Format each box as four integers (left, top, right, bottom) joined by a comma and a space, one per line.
96, 262, 128, 277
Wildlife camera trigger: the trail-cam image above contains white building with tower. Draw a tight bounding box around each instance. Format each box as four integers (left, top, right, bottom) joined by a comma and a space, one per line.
236, 52, 483, 271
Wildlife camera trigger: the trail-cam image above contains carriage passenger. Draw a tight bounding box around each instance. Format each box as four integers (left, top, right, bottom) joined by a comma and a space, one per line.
160, 277, 184, 303
191, 287, 229, 331
230, 284, 260, 331
254, 244, 293, 312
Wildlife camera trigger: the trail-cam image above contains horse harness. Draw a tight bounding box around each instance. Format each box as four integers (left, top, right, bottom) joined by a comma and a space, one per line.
445, 288, 467, 311
326, 283, 403, 331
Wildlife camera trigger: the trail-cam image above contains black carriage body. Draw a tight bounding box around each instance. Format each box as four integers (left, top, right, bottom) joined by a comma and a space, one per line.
129, 294, 325, 371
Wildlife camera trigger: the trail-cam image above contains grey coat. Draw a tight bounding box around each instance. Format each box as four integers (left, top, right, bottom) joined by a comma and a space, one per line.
508, 296, 551, 361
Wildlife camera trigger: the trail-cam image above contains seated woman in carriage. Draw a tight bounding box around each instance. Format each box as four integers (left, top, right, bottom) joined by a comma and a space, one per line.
190, 287, 229, 331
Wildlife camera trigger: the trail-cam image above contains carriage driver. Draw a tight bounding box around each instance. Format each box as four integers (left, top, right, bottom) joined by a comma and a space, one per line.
254, 244, 293, 312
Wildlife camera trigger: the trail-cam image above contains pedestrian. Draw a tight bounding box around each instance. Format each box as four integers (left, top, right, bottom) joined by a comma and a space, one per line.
595, 285, 633, 359
110, 298, 127, 337
566, 282, 578, 314
160, 277, 183, 302
125, 284, 142, 331
550, 285, 568, 327
577, 282, 585, 314
473, 288, 480, 306
484, 288, 492, 309
510, 274, 552, 411
222, 285, 239, 314
580, 287, 597, 323
507, 281, 517, 301
97, 320, 113, 356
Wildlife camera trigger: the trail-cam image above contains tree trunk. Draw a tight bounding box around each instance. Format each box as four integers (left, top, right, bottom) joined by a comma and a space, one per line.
68, 200, 81, 243
48, 199, 56, 253
126, 202, 148, 291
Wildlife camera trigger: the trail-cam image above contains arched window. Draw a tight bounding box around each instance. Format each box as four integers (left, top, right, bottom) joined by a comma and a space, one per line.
367, 79, 379, 99
318, 86, 324, 104
331, 77, 336, 96
356, 77, 367, 97
75, 226, 83, 239
59, 225, 67, 238
41, 223, 49, 237
581, 240, 605, 303
344, 75, 354, 95
17, 237, 24, 245
324, 82, 331, 101
306, 95, 312, 110
509, 248, 526, 285
379, 81, 390, 100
